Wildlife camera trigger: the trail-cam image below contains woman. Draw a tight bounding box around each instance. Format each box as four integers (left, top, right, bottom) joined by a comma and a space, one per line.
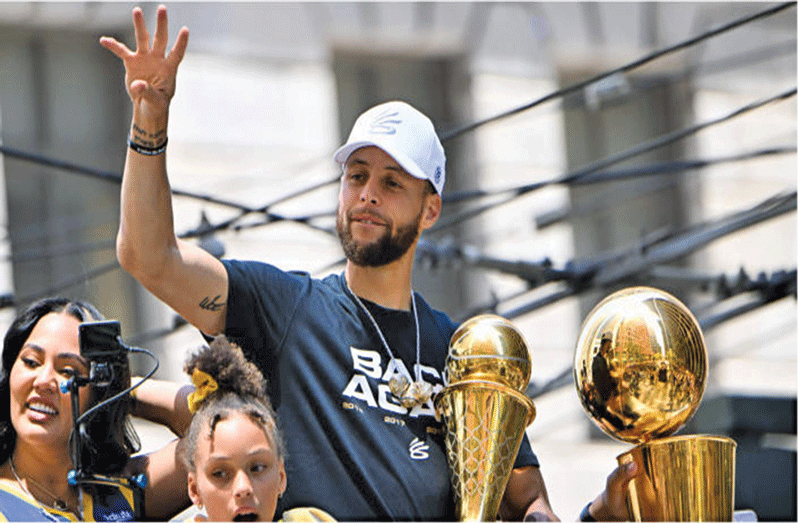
0, 297, 191, 521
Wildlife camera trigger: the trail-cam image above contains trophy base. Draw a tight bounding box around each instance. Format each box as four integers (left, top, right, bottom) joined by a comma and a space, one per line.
618, 434, 737, 522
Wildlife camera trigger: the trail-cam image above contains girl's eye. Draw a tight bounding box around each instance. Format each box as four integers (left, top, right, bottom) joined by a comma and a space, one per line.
211, 469, 229, 480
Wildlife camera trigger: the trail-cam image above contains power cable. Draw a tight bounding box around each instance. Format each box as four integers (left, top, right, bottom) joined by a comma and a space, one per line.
445, 145, 795, 206
2, 3, 791, 246
17, 260, 120, 307
0, 143, 253, 212
560, 37, 797, 113
0, 143, 340, 241
439, 2, 794, 141
525, 271, 795, 400
5, 239, 116, 263
418, 190, 796, 320
430, 87, 795, 234
535, 146, 796, 229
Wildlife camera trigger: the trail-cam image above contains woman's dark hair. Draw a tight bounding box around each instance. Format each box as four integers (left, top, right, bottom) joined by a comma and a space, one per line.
180, 336, 284, 472
0, 297, 140, 473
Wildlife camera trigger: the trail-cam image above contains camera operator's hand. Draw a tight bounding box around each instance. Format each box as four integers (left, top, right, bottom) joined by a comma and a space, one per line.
100, 5, 188, 142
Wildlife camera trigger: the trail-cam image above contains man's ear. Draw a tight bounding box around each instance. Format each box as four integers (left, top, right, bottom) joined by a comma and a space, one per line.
421, 193, 441, 230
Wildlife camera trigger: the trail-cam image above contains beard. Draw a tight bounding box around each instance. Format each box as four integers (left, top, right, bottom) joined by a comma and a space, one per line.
336, 207, 422, 267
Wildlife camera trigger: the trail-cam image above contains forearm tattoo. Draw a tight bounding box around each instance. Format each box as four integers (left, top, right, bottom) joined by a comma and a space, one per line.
131, 124, 166, 148
199, 295, 225, 312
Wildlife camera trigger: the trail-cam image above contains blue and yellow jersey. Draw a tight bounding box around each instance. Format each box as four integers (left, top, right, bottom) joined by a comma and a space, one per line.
0, 476, 141, 522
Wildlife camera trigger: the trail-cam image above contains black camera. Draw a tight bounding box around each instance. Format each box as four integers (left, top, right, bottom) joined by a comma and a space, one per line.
79, 320, 128, 387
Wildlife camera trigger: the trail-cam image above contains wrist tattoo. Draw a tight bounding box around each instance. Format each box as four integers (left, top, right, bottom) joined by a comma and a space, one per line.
131, 124, 167, 148
199, 295, 225, 312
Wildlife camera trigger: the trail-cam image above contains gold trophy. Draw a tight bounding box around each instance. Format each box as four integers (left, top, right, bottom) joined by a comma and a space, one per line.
574, 286, 737, 521
434, 314, 536, 522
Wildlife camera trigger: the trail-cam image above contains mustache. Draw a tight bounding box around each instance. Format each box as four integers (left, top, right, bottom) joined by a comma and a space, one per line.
347, 207, 388, 223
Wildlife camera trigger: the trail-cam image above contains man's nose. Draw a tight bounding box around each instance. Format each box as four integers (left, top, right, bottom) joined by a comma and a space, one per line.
359, 179, 379, 204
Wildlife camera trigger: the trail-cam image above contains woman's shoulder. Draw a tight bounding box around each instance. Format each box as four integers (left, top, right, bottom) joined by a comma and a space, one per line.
0, 481, 73, 521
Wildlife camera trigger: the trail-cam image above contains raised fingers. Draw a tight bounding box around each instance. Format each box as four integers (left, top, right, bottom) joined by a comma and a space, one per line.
152, 5, 169, 56
166, 27, 190, 67
99, 36, 133, 59
132, 6, 151, 53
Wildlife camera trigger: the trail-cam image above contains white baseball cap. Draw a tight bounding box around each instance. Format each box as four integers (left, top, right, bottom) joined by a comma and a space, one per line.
333, 101, 446, 195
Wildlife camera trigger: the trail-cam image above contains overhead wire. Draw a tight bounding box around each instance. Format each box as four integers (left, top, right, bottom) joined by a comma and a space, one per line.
0, 2, 791, 250
418, 190, 797, 322
161, 1, 798, 239
439, 2, 795, 141
525, 267, 796, 400
0, 2, 791, 340
430, 87, 796, 234
313, 86, 797, 276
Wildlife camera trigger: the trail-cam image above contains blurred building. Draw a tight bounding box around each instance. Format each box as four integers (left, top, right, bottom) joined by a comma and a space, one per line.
0, 2, 795, 519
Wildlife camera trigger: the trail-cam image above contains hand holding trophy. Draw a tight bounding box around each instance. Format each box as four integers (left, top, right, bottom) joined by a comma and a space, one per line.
434, 315, 536, 522
574, 287, 736, 521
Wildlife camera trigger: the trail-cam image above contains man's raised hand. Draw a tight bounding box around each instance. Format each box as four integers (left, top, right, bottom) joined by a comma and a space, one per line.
100, 5, 188, 121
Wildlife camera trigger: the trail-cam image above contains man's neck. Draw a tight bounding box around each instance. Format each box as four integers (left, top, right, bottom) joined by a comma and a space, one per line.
345, 255, 414, 311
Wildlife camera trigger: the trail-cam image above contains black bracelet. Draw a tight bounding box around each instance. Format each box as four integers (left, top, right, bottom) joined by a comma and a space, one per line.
128, 137, 168, 156
580, 502, 596, 522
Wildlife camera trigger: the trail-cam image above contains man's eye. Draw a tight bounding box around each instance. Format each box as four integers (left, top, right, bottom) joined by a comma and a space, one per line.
251, 463, 267, 474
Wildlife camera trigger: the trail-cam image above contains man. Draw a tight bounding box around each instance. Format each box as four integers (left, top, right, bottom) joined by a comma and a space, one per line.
101, 6, 635, 521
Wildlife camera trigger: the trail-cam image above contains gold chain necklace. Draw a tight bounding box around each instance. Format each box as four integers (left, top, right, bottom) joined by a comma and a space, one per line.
345, 281, 432, 409
9, 455, 71, 512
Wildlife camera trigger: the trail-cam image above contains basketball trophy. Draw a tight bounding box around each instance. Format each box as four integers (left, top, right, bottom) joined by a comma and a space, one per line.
574, 287, 736, 521
434, 314, 537, 521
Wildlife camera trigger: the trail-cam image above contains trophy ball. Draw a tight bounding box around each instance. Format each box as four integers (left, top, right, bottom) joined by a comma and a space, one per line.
447, 314, 532, 391
573, 287, 707, 444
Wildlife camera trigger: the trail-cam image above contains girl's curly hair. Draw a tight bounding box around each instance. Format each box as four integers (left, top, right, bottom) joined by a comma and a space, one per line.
179, 336, 285, 471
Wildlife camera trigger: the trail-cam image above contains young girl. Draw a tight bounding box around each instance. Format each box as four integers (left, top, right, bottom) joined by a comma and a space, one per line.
180, 337, 288, 522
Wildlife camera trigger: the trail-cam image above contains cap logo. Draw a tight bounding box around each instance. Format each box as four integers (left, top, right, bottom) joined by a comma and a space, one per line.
368, 109, 401, 135
434, 166, 442, 185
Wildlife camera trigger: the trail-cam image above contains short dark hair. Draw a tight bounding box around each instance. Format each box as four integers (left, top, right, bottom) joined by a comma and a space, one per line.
423, 179, 436, 197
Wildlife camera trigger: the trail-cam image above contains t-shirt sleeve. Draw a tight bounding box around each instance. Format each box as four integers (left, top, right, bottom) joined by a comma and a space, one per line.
513, 432, 540, 468
221, 259, 310, 374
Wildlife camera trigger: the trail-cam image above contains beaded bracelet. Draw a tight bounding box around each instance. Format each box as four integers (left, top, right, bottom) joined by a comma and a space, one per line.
128, 137, 168, 156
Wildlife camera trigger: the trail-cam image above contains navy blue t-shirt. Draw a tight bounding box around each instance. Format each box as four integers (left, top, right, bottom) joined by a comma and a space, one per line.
222, 260, 539, 521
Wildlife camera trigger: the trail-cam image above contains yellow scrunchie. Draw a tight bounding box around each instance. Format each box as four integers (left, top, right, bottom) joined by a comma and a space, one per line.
187, 369, 218, 413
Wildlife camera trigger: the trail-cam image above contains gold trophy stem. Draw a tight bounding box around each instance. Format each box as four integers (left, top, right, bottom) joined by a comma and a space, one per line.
436, 381, 536, 522
618, 435, 737, 522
